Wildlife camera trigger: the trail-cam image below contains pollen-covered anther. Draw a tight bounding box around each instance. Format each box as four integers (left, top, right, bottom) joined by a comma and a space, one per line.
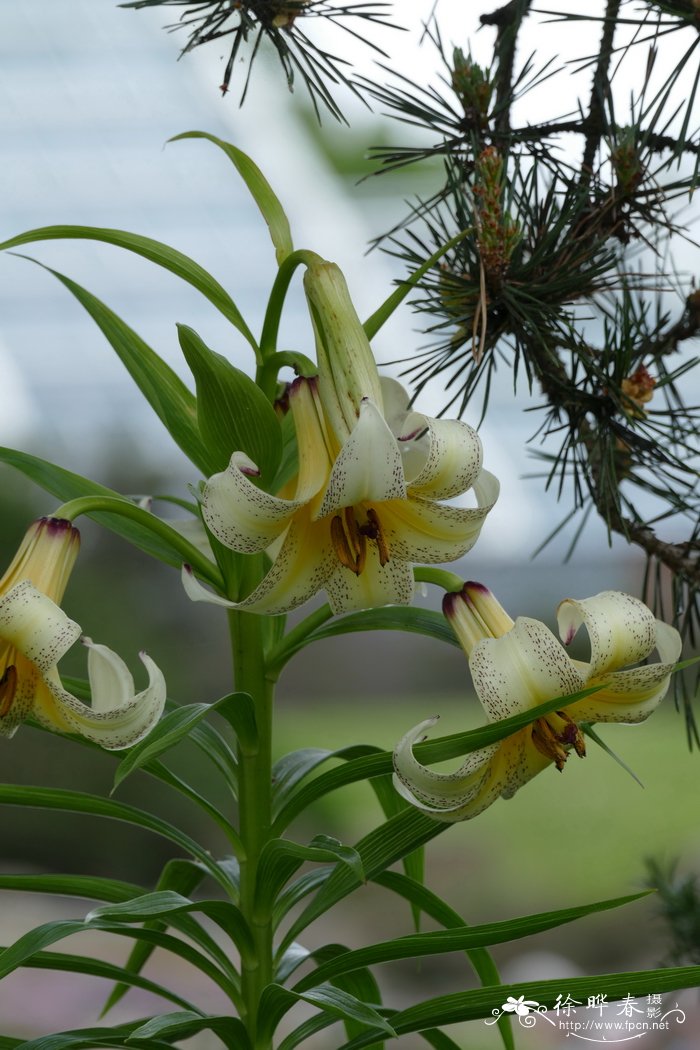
331, 510, 367, 576
0, 664, 18, 718
531, 711, 586, 770
361, 507, 391, 567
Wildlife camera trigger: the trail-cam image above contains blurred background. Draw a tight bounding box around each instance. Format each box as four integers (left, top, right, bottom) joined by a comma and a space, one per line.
0, 1, 698, 1046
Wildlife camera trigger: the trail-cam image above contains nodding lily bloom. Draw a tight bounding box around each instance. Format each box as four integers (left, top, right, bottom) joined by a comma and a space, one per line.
0, 517, 166, 750
184, 255, 497, 615
183, 376, 499, 615
393, 583, 681, 822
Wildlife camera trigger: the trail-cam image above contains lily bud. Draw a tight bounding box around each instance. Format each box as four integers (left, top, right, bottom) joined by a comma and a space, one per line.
0, 517, 80, 605
303, 259, 383, 443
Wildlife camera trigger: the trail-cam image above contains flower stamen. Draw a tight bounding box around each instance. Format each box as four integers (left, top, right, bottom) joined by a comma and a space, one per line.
0, 664, 18, 718
331, 506, 391, 575
531, 711, 586, 771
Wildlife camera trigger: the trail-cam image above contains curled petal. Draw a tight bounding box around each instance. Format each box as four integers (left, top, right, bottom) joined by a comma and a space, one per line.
568, 620, 682, 723
325, 544, 414, 614
470, 617, 585, 722
202, 452, 305, 554
557, 591, 657, 679
317, 399, 406, 517
392, 718, 501, 822
405, 416, 483, 500
182, 564, 236, 609
0, 581, 81, 673
34, 649, 166, 750
380, 469, 499, 564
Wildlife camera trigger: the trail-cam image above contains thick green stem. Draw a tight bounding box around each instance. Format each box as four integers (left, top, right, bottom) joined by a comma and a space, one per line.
228, 581, 275, 1048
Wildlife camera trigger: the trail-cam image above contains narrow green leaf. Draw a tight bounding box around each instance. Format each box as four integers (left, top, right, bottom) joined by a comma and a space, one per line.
0, 224, 258, 352
0, 784, 232, 893
255, 836, 364, 918
337, 966, 700, 1048
87, 891, 253, 962
113, 694, 242, 790
374, 872, 512, 1050
178, 323, 282, 480
0, 872, 143, 903
363, 229, 471, 341
274, 607, 458, 670
293, 892, 648, 992
216, 690, 259, 755
257, 982, 396, 1047
17, 947, 197, 1012
0, 920, 237, 1002
8, 258, 214, 474
12, 1020, 171, 1050
366, 774, 423, 933
274, 869, 333, 928
283, 810, 444, 949
0, 447, 210, 573
272, 744, 381, 814
101, 858, 238, 1017
170, 131, 294, 265
126, 1011, 250, 1045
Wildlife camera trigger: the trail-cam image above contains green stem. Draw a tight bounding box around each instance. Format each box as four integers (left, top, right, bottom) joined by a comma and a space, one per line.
413, 566, 465, 593
266, 602, 334, 679
258, 249, 325, 400
53, 495, 224, 589
228, 573, 276, 1047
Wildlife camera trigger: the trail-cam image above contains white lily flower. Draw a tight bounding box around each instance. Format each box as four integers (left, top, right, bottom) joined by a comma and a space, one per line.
185, 376, 499, 615
0, 517, 166, 750
393, 582, 681, 822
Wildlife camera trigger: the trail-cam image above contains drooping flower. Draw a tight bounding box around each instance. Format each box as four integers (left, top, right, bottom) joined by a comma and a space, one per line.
393, 582, 681, 822
0, 517, 166, 749
184, 375, 498, 615
183, 259, 499, 615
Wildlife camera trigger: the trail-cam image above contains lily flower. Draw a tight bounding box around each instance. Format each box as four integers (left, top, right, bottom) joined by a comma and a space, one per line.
183, 258, 498, 615
393, 582, 681, 822
184, 376, 499, 615
0, 517, 166, 749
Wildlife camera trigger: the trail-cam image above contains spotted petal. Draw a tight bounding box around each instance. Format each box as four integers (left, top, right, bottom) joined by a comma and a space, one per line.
0, 581, 80, 673
202, 452, 306, 554
405, 416, 483, 499
470, 617, 585, 723
381, 470, 499, 564
36, 643, 166, 750
392, 717, 501, 821
325, 543, 415, 614
567, 619, 682, 723
317, 399, 407, 517
557, 591, 657, 678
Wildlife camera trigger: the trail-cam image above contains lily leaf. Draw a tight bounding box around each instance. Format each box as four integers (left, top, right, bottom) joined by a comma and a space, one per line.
0, 224, 258, 352
0, 784, 232, 894
99, 857, 237, 1017
170, 131, 294, 265
113, 693, 242, 790
363, 228, 471, 341
0, 447, 211, 573
178, 323, 282, 482
293, 891, 648, 992
337, 965, 700, 1048
255, 836, 364, 919
86, 891, 253, 962
256, 982, 396, 1047
126, 1011, 250, 1045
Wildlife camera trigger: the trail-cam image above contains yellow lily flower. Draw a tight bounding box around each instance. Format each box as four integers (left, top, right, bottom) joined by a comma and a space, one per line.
0, 517, 166, 749
183, 258, 498, 615
393, 582, 681, 822
184, 376, 499, 615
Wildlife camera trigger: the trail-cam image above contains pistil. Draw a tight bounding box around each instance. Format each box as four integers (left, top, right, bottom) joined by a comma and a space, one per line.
531, 710, 586, 771
330, 506, 390, 575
